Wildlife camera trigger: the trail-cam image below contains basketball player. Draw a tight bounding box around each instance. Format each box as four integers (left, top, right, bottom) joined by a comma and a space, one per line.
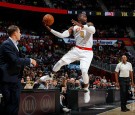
45, 13, 95, 103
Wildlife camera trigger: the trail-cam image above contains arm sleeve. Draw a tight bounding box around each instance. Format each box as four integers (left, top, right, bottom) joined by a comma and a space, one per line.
50, 29, 70, 38
83, 25, 96, 34
115, 64, 120, 72
130, 63, 133, 71
3, 44, 30, 66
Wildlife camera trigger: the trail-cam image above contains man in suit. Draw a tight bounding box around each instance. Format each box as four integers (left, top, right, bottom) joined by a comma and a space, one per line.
0, 25, 37, 115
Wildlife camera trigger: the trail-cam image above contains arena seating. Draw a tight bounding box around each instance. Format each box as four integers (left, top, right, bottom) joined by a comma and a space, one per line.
103, 0, 135, 12
1, 0, 135, 12
0, 1, 135, 113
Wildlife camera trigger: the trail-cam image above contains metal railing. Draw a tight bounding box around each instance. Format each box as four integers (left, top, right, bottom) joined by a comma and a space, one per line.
0, 94, 2, 103
91, 59, 117, 73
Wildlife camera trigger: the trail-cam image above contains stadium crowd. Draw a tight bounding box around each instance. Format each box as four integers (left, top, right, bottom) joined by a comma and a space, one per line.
0, 0, 135, 113
0, 28, 134, 88
0, 22, 135, 112
94, 24, 130, 38
1, 0, 135, 12
103, 0, 135, 12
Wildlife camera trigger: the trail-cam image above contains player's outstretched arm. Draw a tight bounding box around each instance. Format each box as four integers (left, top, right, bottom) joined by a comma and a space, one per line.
45, 24, 73, 38
71, 19, 96, 34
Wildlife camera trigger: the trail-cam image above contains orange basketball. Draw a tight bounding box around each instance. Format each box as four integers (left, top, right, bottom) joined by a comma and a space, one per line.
42, 14, 54, 26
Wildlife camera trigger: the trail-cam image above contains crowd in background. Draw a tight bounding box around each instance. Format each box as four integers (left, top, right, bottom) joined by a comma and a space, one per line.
0, 1, 135, 113
0, 32, 120, 89
0, 21, 135, 112
93, 43, 135, 66
1, 0, 135, 12
0, 27, 135, 90
0, 0, 102, 11
103, 0, 135, 12
94, 24, 130, 38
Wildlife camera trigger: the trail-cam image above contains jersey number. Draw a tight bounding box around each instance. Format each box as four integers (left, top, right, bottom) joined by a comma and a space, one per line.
80, 31, 84, 38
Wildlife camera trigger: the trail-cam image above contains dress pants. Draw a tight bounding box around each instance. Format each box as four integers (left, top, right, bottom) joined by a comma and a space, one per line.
0, 79, 21, 115
119, 77, 130, 110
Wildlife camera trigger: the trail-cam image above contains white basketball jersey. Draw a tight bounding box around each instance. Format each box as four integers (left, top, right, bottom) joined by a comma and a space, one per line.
73, 25, 93, 48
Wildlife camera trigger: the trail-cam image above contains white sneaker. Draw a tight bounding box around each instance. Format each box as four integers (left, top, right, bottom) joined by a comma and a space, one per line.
84, 89, 90, 103
62, 107, 71, 113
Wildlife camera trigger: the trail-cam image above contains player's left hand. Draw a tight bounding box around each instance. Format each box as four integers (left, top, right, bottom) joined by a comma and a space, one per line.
71, 19, 83, 28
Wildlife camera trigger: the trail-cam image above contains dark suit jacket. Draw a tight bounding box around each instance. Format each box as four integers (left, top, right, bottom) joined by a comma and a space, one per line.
0, 38, 30, 83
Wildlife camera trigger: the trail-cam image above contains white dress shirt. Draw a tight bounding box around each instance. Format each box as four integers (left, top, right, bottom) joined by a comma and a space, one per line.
9, 37, 19, 51
9, 37, 32, 64
115, 62, 133, 77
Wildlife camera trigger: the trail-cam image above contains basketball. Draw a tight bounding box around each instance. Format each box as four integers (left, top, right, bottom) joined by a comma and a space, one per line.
42, 14, 54, 26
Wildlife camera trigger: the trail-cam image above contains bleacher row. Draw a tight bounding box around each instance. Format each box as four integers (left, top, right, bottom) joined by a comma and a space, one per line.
1, 0, 135, 12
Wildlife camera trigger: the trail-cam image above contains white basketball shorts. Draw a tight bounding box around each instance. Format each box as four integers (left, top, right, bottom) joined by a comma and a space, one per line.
61, 47, 93, 71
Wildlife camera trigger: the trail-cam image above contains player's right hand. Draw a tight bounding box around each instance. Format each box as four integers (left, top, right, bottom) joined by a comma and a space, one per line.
44, 24, 51, 31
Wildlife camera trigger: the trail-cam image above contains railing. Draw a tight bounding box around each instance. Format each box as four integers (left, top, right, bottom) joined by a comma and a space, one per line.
0, 94, 2, 103
91, 60, 117, 73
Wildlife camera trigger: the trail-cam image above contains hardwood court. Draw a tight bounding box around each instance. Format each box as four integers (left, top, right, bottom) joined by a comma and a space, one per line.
99, 102, 135, 115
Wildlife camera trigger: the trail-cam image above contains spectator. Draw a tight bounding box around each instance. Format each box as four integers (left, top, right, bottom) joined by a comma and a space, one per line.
24, 76, 34, 89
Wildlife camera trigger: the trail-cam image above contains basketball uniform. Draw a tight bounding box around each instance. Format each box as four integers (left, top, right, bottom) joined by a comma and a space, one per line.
61, 25, 94, 71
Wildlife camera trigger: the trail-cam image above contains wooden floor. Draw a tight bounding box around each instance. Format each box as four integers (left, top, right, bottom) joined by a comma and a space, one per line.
99, 102, 135, 115
58, 100, 135, 115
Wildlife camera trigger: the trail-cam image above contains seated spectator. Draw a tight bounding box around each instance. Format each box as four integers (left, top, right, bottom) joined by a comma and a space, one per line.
24, 76, 34, 89
101, 76, 107, 88
75, 80, 81, 89
89, 74, 95, 88
93, 77, 101, 88
33, 78, 40, 89
107, 79, 112, 87
38, 75, 53, 89
67, 78, 75, 89
49, 79, 58, 89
